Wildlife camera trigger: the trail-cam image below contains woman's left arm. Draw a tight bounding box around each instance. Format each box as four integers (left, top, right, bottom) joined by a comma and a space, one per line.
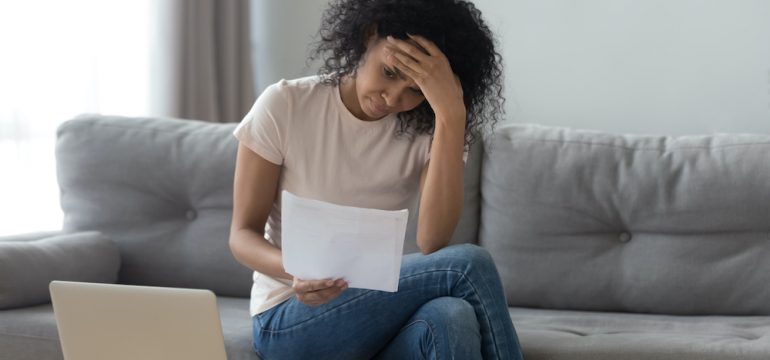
385, 34, 467, 254
416, 120, 465, 254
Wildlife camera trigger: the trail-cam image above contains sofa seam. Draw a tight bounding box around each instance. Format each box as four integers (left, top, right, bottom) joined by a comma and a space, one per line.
492, 137, 770, 152
0, 332, 60, 342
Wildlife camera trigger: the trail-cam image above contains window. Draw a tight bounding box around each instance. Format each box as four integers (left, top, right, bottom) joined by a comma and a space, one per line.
0, 1, 152, 236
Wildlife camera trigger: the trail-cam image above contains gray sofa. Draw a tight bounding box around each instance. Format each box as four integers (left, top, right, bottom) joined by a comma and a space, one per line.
1, 114, 769, 359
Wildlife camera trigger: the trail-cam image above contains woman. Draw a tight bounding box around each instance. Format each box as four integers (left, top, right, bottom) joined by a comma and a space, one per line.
229, 0, 523, 358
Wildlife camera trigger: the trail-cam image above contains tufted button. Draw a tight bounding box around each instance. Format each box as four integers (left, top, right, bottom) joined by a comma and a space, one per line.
618, 232, 632, 243
185, 209, 197, 221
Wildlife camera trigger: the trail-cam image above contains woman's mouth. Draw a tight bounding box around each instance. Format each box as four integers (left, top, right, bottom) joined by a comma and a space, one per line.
369, 98, 389, 118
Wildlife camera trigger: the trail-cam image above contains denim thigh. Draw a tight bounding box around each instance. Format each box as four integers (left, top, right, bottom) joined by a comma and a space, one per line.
252, 244, 521, 360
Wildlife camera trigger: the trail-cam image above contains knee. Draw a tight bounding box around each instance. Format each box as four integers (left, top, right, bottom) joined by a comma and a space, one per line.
459, 243, 493, 262
443, 244, 496, 270
417, 297, 479, 334
401, 298, 482, 359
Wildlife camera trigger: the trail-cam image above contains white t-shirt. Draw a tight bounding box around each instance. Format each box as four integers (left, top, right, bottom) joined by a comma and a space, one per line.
232, 75, 433, 316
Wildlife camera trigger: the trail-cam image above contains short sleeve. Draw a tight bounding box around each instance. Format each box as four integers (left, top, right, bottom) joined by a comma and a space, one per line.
232, 81, 288, 165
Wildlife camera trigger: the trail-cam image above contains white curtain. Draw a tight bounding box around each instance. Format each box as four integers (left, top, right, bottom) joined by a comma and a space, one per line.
0, 1, 153, 236
0, 0, 256, 237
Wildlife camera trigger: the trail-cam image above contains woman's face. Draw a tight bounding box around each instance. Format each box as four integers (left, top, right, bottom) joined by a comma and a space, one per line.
343, 36, 426, 121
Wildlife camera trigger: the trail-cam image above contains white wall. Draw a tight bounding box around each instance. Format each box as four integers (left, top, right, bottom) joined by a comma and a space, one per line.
252, 0, 770, 135
250, 0, 328, 93
473, 0, 770, 135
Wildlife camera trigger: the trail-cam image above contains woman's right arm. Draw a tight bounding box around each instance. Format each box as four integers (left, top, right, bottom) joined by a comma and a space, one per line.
228, 143, 348, 305
229, 143, 292, 280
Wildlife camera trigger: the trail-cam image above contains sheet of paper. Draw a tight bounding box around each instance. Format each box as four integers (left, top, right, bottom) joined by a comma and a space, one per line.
281, 190, 408, 292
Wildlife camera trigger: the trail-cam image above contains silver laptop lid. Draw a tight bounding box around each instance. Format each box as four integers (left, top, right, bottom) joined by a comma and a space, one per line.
50, 281, 227, 360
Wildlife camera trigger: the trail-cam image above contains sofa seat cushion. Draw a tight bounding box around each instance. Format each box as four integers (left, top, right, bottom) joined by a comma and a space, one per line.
510, 307, 770, 360
0, 304, 62, 360
217, 297, 261, 360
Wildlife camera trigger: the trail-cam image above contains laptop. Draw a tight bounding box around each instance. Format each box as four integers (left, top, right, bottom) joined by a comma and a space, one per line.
49, 281, 227, 360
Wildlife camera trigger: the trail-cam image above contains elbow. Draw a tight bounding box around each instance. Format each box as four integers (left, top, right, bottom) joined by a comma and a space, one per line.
228, 233, 242, 262
419, 247, 440, 256
228, 227, 241, 251
415, 220, 459, 256
228, 227, 250, 263
416, 236, 450, 255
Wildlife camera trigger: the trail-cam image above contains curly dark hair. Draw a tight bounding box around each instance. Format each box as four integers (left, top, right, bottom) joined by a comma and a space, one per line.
310, 0, 504, 148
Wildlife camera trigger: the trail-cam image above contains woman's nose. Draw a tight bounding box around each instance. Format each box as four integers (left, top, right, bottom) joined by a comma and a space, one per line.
381, 92, 394, 107
381, 89, 400, 108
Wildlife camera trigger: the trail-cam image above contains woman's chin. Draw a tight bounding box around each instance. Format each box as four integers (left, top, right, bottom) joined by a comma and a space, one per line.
371, 113, 388, 120
362, 108, 386, 120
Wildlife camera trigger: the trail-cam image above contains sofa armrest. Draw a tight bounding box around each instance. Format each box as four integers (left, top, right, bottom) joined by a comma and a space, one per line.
0, 231, 121, 310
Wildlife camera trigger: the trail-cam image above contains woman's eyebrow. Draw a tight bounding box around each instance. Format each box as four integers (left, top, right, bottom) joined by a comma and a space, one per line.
393, 68, 408, 80
385, 63, 408, 81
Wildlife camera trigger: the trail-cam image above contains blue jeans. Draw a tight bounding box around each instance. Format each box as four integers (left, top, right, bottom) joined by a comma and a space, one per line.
252, 244, 524, 360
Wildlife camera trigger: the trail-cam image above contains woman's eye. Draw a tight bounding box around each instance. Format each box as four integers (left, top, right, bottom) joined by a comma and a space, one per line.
411, 88, 423, 96
383, 67, 395, 79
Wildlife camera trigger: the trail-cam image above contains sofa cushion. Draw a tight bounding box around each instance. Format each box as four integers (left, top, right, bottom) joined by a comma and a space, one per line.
0, 231, 120, 310
510, 307, 770, 360
217, 297, 261, 360
0, 304, 63, 360
481, 123, 770, 315
56, 115, 253, 297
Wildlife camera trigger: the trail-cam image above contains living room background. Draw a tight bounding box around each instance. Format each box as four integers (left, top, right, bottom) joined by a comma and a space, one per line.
2, 0, 769, 236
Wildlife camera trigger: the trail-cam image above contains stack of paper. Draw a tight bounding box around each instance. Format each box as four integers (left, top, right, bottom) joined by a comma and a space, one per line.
281, 190, 408, 292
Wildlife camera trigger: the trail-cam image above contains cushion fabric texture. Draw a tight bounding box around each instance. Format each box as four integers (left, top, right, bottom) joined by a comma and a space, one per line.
0, 231, 120, 310
510, 307, 770, 360
482, 123, 770, 315
0, 304, 63, 360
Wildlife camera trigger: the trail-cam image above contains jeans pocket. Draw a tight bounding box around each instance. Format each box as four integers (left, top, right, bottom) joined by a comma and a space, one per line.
254, 313, 268, 332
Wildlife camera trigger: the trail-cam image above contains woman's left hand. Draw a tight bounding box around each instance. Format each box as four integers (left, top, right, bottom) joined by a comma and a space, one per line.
383, 34, 466, 125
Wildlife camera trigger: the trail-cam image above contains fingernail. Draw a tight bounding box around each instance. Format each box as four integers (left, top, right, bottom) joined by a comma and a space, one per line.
387, 35, 394, 41
326, 280, 334, 286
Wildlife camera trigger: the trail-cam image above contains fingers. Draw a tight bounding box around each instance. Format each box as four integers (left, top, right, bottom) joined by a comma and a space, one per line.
385, 48, 423, 80
385, 35, 451, 84
301, 284, 347, 307
293, 278, 348, 307
386, 35, 430, 62
292, 278, 336, 293
406, 33, 442, 57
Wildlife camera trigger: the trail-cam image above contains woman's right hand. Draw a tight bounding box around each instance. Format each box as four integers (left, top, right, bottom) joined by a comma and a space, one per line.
292, 277, 348, 307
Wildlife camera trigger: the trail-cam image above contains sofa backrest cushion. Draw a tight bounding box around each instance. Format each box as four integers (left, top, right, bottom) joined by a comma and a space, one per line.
481, 123, 770, 315
56, 115, 252, 297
